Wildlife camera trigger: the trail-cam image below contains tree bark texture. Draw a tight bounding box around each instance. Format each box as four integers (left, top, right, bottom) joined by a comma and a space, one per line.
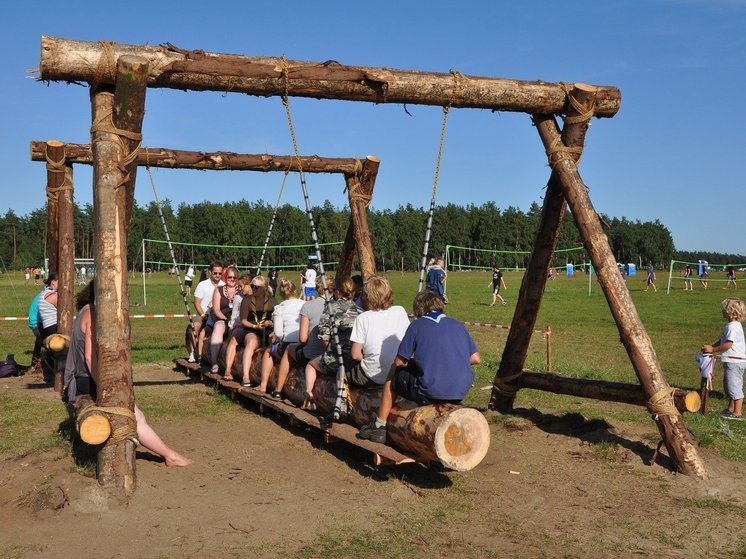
340, 156, 379, 279
44, 141, 64, 277
490, 85, 596, 412
56, 164, 75, 393
518, 371, 700, 414
40, 36, 621, 117
533, 115, 707, 479
89, 56, 149, 498
30, 141, 369, 175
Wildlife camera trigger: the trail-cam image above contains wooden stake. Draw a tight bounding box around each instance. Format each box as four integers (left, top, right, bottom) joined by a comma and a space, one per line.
340, 155, 379, 278
56, 163, 75, 393
44, 141, 64, 279
90, 55, 149, 498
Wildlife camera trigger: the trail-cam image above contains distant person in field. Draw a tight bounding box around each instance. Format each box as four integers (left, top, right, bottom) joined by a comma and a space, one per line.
268, 268, 278, 294
683, 263, 694, 291
425, 258, 447, 303
725, 263, 737, 290
701, 297, 746, 421
303, 263, 318, 301
644, 262, 657, 292
24, 267, 31, 285
64, 280, 192, 466
33, 266, 42, 285
184, 265, 195, 297
488, 265, 508, 306
357, 290, 481, 444
698, 259, 709, 289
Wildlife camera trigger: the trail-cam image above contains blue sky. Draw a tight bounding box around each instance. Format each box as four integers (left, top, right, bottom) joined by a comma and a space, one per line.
3, 0, 744, 254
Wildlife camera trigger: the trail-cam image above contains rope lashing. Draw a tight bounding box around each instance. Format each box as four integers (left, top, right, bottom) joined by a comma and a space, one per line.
144, 149, 197, 341
417, 70, 462, 292
647, 387, 680, 419
44, 149, 73, 201
492, 372, 523, 396
92, 41, 117, 89
559, 83, 598, 125
281, 55, 350, 421
77, 402, 138, 446
90, 100, 142, 189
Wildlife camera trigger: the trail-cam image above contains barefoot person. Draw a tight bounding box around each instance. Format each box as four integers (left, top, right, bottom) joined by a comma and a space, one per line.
64, 281, 192, 467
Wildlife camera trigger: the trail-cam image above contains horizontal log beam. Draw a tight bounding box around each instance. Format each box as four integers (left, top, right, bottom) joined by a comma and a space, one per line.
519, 371, 700, 414
30, 141, 370, 174
39, 36, 621, 118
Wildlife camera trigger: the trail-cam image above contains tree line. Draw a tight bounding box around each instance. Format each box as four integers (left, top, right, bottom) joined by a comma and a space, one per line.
0, 200, 742, 273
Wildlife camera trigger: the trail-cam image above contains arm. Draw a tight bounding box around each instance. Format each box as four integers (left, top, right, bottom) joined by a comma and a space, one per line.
194, 295, 206, 317
273, 304, 285, 338
351, 341, 364, 362
298, 315, 310, 344
82, 307, 99, 385
211, 288, 226, 320
702, 340, 733, 354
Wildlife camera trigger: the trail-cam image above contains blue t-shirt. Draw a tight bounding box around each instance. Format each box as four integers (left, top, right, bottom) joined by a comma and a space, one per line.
397, 310, 477, 401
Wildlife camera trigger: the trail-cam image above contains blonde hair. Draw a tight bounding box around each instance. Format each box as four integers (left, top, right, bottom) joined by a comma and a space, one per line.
722, 297, 746, 322
362, 275, 393, 311
279, 278, 297, 299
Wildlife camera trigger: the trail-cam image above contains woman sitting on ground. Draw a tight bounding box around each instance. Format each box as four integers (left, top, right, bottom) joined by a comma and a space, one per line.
235, 275, 276, 387
221, 275, 253, 381
63, 281, 191, 467
257, 278, 305, 395
303, 276, 363, 409
209, 266, 240, 373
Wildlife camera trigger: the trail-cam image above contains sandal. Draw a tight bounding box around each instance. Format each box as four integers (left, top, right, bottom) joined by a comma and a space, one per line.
222, 373, 233, 381
301, 396, 317, 411
270, 391, 282, 400
210, 365, 219, 374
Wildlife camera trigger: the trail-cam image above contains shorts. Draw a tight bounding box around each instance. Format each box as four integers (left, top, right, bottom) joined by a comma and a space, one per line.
392, 365, 462, 405
723, 362, 745, 401
185, 279, 193, 287
304, 287, 317, 298
34, 274, 41, 281
492, 284, 501, 294
345, 362, 376, 388
293, 344, 312, 368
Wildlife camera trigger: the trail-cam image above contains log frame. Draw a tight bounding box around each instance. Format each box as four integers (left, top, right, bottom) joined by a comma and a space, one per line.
40, 36, 621, 117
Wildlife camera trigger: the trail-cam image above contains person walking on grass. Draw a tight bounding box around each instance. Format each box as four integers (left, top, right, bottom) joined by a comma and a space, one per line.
488, 265, 508, 305
644, 262, 657, 292
701, 297, 746, 420
683, 263, 694, 291
725, 263, 737, 290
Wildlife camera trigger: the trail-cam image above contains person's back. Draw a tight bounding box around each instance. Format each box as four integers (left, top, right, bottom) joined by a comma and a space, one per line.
425, 265, 445, 295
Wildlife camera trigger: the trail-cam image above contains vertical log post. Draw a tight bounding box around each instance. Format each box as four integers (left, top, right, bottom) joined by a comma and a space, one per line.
533, 114, 707, 478
340, 155, 379, 279
490, 85, 596, 411
45, 141, 65, 278
56, 164, 75, 392
90, 54, 148, 498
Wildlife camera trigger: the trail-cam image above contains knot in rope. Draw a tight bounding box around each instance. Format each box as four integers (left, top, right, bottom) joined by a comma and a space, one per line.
45, 149, 72, 201
560, 82, 598, 125
647, 387, 679, 419
545, 135, 584, 167
90, 101, 143, 188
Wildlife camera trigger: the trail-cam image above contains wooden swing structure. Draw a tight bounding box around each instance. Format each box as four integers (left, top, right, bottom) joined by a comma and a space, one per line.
37, 37, 706, 498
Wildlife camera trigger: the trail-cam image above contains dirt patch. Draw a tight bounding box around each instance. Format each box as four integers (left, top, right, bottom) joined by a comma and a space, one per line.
2, 368, 745, 559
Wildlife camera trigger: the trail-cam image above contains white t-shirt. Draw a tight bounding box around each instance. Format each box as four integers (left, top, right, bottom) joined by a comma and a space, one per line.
721, 321, 746, 363
273, 297, 306, 343
193, 278, 223, 312
304, 268, 317, 288
350, 306, 411, 384
185, 266, 195, 281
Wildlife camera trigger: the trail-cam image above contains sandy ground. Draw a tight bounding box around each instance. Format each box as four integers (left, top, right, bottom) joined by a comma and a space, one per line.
2, 367, 745, 559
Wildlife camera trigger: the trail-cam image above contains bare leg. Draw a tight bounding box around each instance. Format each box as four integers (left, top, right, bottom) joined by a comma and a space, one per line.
304, 356, 322, 406
377, 369, 397, 424
241, 333, 260, 386
275, 343, 298, 394
209, 321, 226, 372
258, 348, 274, 392
224, 336, 239, 379
134, 405, 192, 467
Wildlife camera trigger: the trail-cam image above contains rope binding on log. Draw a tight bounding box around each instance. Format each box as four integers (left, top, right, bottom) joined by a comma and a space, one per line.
492, 371, 523, 396
45, 148, 73, 201
77, 401, 138, 446
647, 387, 680, 419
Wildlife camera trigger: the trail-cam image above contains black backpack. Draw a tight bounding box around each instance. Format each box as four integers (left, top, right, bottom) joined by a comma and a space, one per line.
0, 354, 19, 378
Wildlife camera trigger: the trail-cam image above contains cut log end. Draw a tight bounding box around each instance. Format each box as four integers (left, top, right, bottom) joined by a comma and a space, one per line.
433, 407, 491, 472
79, 414, 111, 445
365, 155, 380, 163
683, 391, 702, 413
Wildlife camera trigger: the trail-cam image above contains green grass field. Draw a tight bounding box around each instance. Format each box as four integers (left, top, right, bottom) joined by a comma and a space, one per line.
1, 267, 743, 460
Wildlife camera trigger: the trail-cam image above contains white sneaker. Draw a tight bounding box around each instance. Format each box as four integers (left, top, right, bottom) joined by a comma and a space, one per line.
188, 353, 196, 363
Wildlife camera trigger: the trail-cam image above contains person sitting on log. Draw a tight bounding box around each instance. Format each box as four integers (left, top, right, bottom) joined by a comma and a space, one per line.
221, 275, 254, 381
256, 278, 305, 395
236, 275, 276, 387
357, 290, 481, 444
274, 274, 327, 397
208, 266, 240, 373
187, 261, 224, 363
302, 276, 363, 410
63, 280, 192, 466
348, 275, 411, 388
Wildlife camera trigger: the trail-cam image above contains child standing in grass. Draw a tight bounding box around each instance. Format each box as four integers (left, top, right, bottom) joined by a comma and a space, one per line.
701, 297, 746, 420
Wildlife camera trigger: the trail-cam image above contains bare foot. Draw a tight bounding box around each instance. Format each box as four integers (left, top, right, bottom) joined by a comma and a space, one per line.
164, 452, 193, 467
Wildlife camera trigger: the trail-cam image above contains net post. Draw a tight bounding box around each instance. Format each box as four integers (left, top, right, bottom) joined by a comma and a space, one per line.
666, 259, 675, 294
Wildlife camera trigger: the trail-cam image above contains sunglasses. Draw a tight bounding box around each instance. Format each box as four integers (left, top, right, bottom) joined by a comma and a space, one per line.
226, 275, 237, 279
212, 272, 222, 276
250, 283, 262, 288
